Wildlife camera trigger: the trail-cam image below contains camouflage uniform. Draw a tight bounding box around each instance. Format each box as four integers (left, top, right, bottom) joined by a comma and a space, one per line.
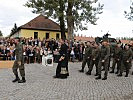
118, 48, 133, 77
110, 46, 123, 74
12, 42, 25, 83
96, 45, 110, 80
79, 45, 92, 72
87, 46, 100, 75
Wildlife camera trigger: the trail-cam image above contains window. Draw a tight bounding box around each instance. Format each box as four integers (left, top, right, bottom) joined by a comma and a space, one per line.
56, 33, 60, 39
46, 33, 49, 39
34, 32, 38, 39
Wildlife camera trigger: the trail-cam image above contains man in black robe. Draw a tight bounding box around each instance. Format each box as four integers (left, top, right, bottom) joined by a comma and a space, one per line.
53, 39, 69, 79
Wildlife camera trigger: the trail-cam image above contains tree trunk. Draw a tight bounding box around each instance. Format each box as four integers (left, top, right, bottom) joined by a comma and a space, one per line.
59, 0, 66, 40
67, 0, 74, 41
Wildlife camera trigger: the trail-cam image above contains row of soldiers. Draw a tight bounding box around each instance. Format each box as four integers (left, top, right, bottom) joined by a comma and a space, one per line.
79, 40, 133, 80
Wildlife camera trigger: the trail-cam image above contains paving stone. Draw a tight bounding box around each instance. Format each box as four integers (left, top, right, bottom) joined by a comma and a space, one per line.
0, 62, 133, 100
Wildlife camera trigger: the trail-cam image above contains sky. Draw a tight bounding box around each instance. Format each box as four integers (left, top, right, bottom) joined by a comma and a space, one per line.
0, 0, 133, 38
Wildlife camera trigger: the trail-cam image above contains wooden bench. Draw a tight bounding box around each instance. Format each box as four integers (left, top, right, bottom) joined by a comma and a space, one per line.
0, 61, 14, 68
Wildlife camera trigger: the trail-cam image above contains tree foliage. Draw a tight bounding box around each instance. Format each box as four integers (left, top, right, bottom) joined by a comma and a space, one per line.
124, 1, 133, 21
25, 0, 103, 39
0, 30, 3, 37
11, 23, 18, 33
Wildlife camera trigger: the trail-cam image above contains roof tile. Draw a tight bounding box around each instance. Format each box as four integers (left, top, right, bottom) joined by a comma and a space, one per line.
20, 14, 60, 31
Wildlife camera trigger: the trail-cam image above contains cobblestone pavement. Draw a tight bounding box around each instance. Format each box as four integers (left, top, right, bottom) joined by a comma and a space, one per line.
0, 62, 133, 100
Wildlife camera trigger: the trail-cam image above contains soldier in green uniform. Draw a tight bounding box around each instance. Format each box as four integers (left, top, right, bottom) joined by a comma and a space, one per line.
110, 43, 123, 74
129, 42, 133, 75
79, 41, 92, 73
118, 44, 133, 77
12, 38, 26, 83
86, 42, 100, 76
95, 40, 110, 80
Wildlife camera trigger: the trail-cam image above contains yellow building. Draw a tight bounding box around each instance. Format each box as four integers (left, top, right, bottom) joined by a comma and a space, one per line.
9, 14, 67, 40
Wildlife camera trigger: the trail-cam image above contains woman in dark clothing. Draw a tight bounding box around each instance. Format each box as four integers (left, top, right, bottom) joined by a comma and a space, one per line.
53, 39, 69, 79
35, 47, 41, 63
27, 46, 35, 63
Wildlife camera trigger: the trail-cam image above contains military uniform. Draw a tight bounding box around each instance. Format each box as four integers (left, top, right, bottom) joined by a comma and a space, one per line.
79, 45, 92, 72
118, 48, 133, 77
130, 45, 133, 75
110, 45, 122, 74
12, 42, 26, 83
86, 46, 100, 75
96, 45, 110, 80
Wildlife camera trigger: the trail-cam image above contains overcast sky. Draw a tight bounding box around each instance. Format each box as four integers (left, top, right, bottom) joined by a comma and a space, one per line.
0, 0, 133, 38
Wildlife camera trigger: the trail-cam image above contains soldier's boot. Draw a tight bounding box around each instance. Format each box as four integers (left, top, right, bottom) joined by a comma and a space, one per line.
125, 71, 129, 77
102, 76, 107, 80
86, 71, 91, 75
132, 71, 133, 75
95, 73, 98, 76
18, 77, 26, 83
95, 75, 101, 80
12, 75, 20, 83
79, 68, 84, 73
109, 70, 114, 73
117, 73, 122, 77
115, 70, 119, 74
125, 74, 128, 77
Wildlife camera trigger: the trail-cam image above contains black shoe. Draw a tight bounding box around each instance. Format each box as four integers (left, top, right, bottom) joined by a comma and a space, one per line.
18, 79, 26, 83
125, 75, 128, 77
53, 75, 59, 78
117, 74, 122, 77
109, 71, 114, 73
102, 77, 107, 80
12, 78, 20, 83
18, 77, 26, 83
95, 75, 101, 80
115, 71, 119, 74
86, 71, 91, 75
95, 74, 98, 76
132, 72, 133, 75
79, 69, 84, 73
60, 77, 67, 79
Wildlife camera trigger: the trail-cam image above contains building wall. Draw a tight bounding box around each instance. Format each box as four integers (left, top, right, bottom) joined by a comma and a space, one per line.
19, 29, 67, 40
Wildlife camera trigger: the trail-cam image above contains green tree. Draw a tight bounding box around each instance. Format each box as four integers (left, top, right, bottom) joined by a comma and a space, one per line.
11, 23, 18, 33
25, 0, 103, 40
67, 0, 103, 40
124, 1, 133, 21
0, 30, 3, 37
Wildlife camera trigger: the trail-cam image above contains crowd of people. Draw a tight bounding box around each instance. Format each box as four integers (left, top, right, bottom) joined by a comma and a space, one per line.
0, 37, 133, 81
0, 37, 86, 63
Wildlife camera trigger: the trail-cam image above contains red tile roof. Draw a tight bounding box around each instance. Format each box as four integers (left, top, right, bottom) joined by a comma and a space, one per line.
119, 40, 131, 44
20, 14, 61, 31
74, 36, 95, 42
